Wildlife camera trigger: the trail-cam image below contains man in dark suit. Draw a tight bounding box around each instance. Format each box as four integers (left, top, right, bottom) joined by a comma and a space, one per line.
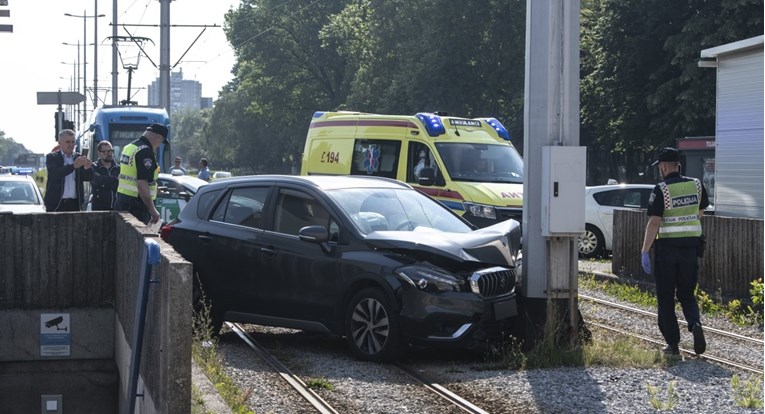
44, 129, 93, 212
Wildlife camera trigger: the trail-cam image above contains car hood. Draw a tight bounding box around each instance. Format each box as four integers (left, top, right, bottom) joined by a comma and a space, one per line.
363, 219, 521, 266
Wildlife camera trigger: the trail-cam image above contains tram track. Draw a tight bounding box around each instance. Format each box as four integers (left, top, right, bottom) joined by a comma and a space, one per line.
580, 293, 763, 345
579, 293, 764, 374
199, 265, 762, 412
225, 322, 491, 413
227, 322, 339, 414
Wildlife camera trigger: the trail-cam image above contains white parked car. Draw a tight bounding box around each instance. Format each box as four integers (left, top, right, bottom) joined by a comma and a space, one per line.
0, 173, 45, 214
212, 171, 232, 180
579, 184, 654, 259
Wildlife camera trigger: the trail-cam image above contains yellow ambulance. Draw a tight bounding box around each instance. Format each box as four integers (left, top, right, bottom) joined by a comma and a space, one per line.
301, 111, 524, 228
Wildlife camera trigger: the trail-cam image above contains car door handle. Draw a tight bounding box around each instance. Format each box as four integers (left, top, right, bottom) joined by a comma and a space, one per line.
260, 247, 277, 255
197, 235, 213, 244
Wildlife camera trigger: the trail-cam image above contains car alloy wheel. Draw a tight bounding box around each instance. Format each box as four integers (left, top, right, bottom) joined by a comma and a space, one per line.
345, 288, 401, 361
578, 224, 605, 259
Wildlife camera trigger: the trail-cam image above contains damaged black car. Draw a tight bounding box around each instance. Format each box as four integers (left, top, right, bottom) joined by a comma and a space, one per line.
160, 175, 521, 362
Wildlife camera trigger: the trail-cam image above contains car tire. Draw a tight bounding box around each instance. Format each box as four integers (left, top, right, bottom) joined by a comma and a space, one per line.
344, 288, 402, 362
578, 224, 605, 259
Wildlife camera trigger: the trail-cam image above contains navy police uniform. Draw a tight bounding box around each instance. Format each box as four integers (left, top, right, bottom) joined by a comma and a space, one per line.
645, 147, 709, 354
115, 135, 159, 224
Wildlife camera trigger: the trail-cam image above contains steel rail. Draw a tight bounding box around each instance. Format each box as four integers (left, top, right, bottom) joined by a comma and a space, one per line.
588, 321, 763, 375
579, 293, 763, 345
227, 322, 340, 414
394, 363, 490, 414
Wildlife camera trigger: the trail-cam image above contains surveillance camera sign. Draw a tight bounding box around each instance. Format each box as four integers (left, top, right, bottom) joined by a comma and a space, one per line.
40, 313, 71, 357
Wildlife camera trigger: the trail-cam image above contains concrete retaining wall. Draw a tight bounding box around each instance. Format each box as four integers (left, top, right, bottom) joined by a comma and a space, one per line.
0, 212, 192, 413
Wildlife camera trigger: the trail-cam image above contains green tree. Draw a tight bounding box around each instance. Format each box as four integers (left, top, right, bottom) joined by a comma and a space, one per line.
0, 130, 33, 166
580, 0, 763, 183
222, 0, 351, 172
322, 0, 527, 149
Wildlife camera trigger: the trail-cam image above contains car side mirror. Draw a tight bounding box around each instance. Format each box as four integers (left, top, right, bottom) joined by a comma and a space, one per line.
179, 191, 191, 202
417, 167, 435, 186
299, 225, 329, 244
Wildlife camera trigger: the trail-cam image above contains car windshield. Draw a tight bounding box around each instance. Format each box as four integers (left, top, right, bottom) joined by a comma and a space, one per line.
326, 187, 472, 235
0, 181, 40, 205
436, 142, 524, 184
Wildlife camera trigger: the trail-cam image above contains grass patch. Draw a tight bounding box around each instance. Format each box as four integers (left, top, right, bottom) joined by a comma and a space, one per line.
491, 325, 675, 371
192, 282, 254, 414
731, 374, 764, 409
305, 377, 334, 391
579, 273, 764, 327
579, 273, 656, 308
646, 380, 679, 411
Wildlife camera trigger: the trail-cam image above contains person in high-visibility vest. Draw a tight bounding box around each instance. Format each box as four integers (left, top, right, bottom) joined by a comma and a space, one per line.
641, 147, 709, 356
115, 123, 167, 225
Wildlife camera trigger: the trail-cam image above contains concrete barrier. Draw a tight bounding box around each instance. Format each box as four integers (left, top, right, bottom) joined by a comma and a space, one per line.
0, 212, 192, 413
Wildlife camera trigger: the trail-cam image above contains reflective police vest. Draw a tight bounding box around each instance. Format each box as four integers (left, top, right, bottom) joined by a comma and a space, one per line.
117, 142, 158, 200
657, 178, 702, 239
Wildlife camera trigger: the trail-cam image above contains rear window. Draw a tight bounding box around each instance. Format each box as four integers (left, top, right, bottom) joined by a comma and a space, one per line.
196, 189, 223, 219
211, 187, 269, 228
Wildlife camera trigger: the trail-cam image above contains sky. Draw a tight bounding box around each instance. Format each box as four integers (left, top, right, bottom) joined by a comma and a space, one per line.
0, 0, 240, 154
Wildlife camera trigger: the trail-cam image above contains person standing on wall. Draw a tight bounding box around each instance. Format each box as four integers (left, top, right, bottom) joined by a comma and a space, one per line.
197, 158, 211, 182
115, 124, 167, 224
44, 129, 93, 212
640, 147, 709, 356
90, 141, 120, 211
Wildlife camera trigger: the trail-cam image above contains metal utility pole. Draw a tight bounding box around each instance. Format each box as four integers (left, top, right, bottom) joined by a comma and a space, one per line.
112, 0, 118, 105
522, 0, 586, 347
160, 0, 171, 111
65, 10, 105, 118
61, 41, 82, 129
94, 0, 99, 108
118, 0, 216, 111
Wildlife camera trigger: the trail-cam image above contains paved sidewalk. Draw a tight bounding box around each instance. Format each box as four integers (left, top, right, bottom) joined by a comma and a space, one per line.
192, 361, 233, 414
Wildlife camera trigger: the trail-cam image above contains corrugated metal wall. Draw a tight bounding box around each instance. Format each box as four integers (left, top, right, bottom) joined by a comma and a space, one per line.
714, 49, 764, 219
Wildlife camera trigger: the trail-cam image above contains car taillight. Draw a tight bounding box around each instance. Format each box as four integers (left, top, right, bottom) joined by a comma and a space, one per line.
159, 224, 173, 241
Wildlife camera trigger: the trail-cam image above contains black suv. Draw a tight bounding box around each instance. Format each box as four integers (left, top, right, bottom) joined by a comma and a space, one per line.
160, 175, 521, 361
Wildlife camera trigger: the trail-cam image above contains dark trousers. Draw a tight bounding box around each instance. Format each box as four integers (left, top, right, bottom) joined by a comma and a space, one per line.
115, 193, 150, 224
53, 198, 80, 212
653, 245, 700, 346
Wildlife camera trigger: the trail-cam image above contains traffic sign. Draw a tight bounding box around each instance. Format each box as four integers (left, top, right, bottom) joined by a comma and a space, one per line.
37, 91, 86, 105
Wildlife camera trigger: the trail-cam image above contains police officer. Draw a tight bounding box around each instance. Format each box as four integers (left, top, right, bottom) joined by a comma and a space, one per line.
640, 147, 709, 355
115, 123, 167, 224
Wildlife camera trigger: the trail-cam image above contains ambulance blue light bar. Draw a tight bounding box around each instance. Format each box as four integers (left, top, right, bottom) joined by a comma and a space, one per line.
313, 111, 326, 118
415, 113, 446, 137
481, 118, 511, 141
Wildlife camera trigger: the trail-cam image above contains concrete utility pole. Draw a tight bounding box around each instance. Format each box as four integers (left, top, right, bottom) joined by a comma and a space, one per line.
94, 0, 99, 108
112, 0, 118, 105
522, 0, 586, 347
160, 0, 171, 110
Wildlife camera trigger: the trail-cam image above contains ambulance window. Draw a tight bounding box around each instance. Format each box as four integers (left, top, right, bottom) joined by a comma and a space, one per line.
408, 142, 441, 183
350, 139, 401, 179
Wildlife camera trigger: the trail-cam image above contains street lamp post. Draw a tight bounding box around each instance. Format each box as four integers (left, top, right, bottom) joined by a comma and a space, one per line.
60, 61, 78, 125
61, 41, 83, 127
64, 9, 105, 114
